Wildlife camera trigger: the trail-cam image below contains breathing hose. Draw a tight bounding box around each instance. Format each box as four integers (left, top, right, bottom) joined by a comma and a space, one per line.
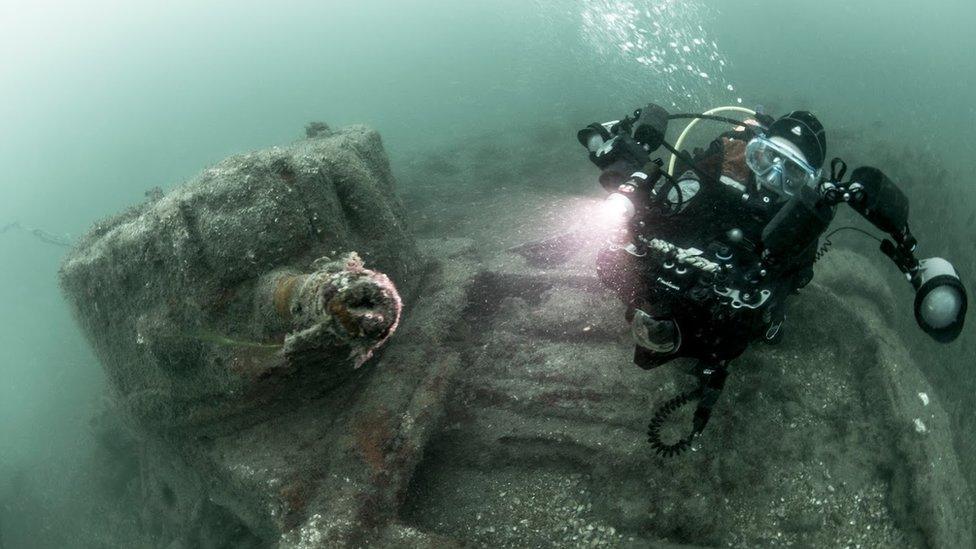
667, 106, 757, 176
647, 388, 703, 457
647, 362, 729, 457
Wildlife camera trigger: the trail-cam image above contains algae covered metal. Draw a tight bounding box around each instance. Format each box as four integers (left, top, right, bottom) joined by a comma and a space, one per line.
53, 123, 972, 548
60, 123, 418, 429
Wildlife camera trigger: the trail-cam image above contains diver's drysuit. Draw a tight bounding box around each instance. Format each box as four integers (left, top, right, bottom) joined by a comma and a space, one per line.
596, 128, 819, 370
579, 103, 968, 456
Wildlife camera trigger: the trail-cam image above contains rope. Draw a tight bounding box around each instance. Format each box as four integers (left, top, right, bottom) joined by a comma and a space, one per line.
0, 221, 72, 248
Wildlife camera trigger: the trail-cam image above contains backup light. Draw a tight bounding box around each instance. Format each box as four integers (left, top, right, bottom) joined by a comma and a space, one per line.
912, 257, 968, 342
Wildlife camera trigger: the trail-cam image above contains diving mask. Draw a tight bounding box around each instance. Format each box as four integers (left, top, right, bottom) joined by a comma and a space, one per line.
745, 136, 822, 197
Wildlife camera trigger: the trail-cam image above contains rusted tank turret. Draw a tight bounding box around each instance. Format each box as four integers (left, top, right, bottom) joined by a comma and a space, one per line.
60, 124, 420, 429
55, 124, 475, 548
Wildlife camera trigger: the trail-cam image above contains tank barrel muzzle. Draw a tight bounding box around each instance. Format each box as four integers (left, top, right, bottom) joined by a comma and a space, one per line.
265, 253, 403, 366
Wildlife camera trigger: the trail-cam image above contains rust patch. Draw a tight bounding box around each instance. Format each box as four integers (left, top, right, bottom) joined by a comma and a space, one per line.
279, 480, 311, 530
329, 299, 363, 336
206, 286, 238, 315
273, 157, 297, 183
226, 346, 281, 381
353, 407, 394, 474
274, 275, 300, 321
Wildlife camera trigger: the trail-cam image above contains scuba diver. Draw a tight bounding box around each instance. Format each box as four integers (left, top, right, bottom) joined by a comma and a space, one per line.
577, 103, 968, 456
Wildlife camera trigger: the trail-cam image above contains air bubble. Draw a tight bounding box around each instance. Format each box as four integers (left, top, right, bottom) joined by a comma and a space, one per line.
579, 0, 737, 106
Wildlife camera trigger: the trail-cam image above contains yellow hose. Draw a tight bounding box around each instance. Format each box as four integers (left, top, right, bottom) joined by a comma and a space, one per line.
667, 106, 757, 176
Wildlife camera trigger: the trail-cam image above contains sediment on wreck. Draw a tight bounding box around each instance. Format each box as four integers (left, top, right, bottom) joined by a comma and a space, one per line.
60, 124, 420, 431
52, 121, 973, 548
56, 124, 473, 547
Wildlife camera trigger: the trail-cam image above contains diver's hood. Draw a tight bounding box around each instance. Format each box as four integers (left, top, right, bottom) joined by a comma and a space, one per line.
767, 111, 827, 169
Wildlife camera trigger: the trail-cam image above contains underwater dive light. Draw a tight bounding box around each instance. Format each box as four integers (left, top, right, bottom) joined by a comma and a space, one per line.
578, 122, 613, 152
839, 166, 969, 343
600, 166, 660, 225
912, 257, 967, 342
602, 191, 636, 223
